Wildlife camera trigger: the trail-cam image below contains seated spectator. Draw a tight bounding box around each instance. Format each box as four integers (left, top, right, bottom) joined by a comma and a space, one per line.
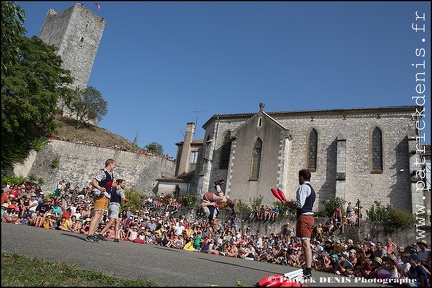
183, 237, 196, 251
127, 225, 138, 241
1, 203, 8, 217
315, 224, 323, 241
105, 225, 116, 239
51, 201, 63, 222
339, 251, 354, 276
57, 216, 71, 232
42, 213, 56, 229
381, 254, 400, 280
171, 234, 185, 249
80, 218, 91, 234
332, 207, 342, 225
133, 231, 146, 244
319, 252, 332, 272
326, 254, 341, 274
2, 204, 19, 223
353, 258, 373, 278
405, 254, 429, 287
416, 240, 431, 269
239, 242, 256, 260
369, 257, 383, 278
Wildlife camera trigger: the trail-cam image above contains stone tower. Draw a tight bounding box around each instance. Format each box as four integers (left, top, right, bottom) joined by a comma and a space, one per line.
39, 3, 106, 90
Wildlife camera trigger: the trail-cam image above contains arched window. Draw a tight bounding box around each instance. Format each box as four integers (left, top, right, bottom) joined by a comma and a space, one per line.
372, 127, 383, 172
219, 132, 231, 169
250, 138, 262, 180
307, 128, 318, 171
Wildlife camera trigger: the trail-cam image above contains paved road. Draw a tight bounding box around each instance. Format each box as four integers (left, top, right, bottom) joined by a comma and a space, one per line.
2, 224, 381, 287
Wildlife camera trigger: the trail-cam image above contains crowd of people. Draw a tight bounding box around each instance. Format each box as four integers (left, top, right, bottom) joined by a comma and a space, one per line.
1, 176, 431, 286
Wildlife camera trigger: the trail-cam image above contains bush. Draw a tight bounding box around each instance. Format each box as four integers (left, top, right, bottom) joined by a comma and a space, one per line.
235, 200, 251, 213
273, 200, 288, 215
250, 195, 264, 210
388, 209, 416, 231
317, 197, 346, 218
122, 188, 147, 212
181, 193, 199, 210
366, 200, 417, 233
366, 201, 391, 222
1, 175, 37, 186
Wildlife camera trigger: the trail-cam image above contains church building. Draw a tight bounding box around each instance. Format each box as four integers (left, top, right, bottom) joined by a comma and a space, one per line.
174, 103, 429, 218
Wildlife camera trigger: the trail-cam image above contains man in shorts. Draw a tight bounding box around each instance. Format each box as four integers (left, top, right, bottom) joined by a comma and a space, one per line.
86, 158, 116, 242
283, 169, 316, 280
95, 179, 128, 242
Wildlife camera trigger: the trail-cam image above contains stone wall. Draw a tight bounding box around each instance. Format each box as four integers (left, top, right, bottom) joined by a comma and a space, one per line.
13, 140, 176, 195
213, 211, 431, 248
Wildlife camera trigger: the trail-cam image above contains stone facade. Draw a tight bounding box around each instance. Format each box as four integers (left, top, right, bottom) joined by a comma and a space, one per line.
13, 140, 175, 195
186, 104, 428, 216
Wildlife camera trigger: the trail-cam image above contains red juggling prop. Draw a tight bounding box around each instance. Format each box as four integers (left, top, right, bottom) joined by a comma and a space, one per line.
271, 188, 283, 201
277, 189, 287, 201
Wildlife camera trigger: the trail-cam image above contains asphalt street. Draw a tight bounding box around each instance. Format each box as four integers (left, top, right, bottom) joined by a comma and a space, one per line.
2, 224, 382, 287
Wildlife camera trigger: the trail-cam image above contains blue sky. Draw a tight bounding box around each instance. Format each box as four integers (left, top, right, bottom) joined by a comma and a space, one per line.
16, 1, 431, 158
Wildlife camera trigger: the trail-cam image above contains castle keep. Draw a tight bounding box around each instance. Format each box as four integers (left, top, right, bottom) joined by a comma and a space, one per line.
39, 3, 105, 90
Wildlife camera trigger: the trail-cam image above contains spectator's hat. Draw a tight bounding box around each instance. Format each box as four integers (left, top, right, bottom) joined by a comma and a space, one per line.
84, 217, 91, 222
372, 257, 382, 266
8, 194, 15, 198
2, 203, 9, 208
383, 254, 397, 265
416, 239, 428, 247
30, 193, 36, 197
347, 239, 353, 244
39, 191, 44, 194
370, 242, 375, 246
8, 204, 16, 209
340, 251, 349, 258
407, 254, 420, 262
349, 249, 356, 254
331, 254, 338, 259
45, 212, 52, 217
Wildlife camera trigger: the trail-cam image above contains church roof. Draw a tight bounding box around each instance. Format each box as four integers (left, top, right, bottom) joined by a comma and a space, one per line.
202, 105, 418, 128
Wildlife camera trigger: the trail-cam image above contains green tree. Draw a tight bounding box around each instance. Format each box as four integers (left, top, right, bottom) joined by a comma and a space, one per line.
315, 197, 346, 218
1, 35, 74, 172
1, 1, 26, 76
70, 86, 107, 129
145, 142, 163, 155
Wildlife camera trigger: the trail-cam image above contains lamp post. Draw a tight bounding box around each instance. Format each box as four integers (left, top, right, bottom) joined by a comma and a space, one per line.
356, 199, 361, 227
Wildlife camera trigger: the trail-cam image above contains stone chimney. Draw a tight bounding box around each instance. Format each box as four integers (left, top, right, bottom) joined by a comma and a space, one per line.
176, 122, 195, 176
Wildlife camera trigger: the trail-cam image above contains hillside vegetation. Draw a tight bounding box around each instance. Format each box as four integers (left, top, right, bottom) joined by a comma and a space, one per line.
52, 117, 140, 151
